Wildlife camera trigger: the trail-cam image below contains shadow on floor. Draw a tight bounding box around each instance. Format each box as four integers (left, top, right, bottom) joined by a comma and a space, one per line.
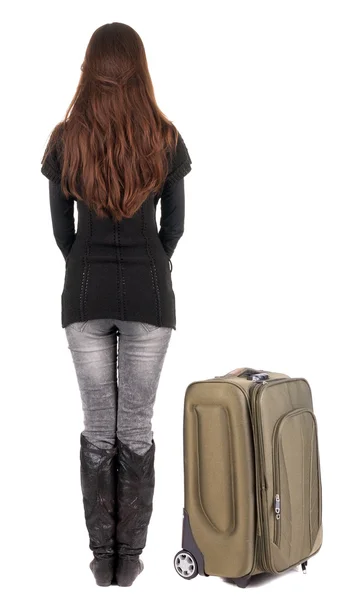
222, 567, 299, 588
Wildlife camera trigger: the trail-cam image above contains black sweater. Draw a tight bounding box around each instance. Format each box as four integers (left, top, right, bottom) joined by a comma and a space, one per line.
48, 170, 185, 266
41, 131, 192, 330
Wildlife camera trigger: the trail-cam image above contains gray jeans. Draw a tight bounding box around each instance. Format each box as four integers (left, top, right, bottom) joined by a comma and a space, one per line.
65, 319, 172, 455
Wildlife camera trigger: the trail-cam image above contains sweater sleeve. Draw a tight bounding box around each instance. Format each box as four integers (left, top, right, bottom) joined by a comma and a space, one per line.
165, 131, 192, 185
41, 136, 76, 260
157, 131, 192, 260
158, 175, 185, 260
48, 180, 76, 261
41, 140, 62, 184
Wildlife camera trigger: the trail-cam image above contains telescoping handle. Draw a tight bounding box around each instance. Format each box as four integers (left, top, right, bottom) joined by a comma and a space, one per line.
215, 367, 269, 381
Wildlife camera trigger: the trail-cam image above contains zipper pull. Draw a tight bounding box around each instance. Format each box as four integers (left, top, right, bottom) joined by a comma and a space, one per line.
274, 494, 281, 519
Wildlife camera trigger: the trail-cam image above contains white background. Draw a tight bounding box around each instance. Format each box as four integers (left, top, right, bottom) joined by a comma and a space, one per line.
2, 1, 360, 598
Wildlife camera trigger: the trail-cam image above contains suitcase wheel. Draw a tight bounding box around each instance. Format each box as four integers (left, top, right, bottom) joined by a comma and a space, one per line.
174, 550, 198, 580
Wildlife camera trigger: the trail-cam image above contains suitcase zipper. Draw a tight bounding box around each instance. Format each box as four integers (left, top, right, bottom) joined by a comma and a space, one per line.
249, 382, 272, 572
274, 496, 281, 546
251, 378, 291, 573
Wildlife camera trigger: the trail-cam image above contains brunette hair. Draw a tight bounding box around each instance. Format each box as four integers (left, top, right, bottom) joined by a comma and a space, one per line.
41, 22, 178, 222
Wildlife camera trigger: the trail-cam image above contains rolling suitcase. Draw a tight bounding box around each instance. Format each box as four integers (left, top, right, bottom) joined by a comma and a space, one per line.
174, 367, 323, 587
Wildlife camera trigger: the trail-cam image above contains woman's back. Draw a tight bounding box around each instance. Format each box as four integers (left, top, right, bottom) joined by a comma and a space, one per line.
42, 129, 192, 330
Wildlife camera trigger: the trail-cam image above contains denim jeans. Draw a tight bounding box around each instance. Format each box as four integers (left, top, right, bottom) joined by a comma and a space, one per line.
65, 319, 172, 455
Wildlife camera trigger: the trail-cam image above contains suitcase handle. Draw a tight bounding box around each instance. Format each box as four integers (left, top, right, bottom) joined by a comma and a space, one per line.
215, 367, 268, 380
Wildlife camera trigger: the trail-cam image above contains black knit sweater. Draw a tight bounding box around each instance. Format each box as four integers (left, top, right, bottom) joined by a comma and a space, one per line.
41, 130, 192, 330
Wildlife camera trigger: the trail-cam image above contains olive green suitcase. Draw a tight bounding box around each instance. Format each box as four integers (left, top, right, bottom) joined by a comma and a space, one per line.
174, 367, 323, 587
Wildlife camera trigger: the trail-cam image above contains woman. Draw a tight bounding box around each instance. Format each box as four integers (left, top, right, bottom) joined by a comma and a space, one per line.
40, 22, 192, 588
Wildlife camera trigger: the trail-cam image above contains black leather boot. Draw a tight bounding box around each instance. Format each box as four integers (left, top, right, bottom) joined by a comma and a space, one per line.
115, 438, 155, 586
79, 432, 117, 586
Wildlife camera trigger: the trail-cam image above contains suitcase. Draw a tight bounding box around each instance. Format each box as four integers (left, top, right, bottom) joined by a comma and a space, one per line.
174, 367, 323, 587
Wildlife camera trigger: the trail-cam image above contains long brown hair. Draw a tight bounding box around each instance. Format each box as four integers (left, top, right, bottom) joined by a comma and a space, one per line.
41, 22, 178, 222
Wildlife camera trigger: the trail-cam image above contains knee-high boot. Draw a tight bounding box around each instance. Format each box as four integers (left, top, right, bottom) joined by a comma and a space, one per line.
115, 437, 155, 586
79, 432, 117, 586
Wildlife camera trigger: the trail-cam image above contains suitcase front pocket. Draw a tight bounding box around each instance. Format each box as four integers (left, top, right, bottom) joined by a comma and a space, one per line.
272, 408, 322, 566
